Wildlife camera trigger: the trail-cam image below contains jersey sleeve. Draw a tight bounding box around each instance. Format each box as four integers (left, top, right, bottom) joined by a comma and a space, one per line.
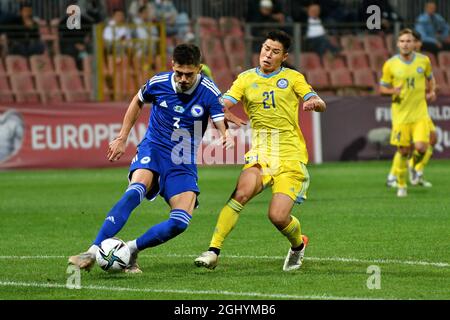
294, 72, 318, 101
137, 76, 160, 103
222, 74, 245, 105
380, 60, 393, 87
424, 56, 433, 79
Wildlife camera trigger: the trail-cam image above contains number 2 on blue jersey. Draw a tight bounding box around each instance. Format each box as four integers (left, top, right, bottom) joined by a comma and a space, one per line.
262, 91, 276, 109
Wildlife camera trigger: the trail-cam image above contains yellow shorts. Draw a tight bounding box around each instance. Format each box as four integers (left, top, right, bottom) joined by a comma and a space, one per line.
242, 151, 310, 204
390, 118, 430, 147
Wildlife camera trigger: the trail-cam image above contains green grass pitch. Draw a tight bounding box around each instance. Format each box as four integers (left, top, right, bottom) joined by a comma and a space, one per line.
0, 160, 449, 300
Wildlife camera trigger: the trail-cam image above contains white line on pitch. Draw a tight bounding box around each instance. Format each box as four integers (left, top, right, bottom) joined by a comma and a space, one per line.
0, 280, 387, 300
0, 254, 448, 268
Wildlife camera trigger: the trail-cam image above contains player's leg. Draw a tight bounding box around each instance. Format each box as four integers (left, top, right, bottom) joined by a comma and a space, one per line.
410, 119, 430, 186
270, 162, 309, 271
413, 121, 435, 187
386, 151, 401, 187
195, 165, 265, 269
125, 169, 199, 273
390, 124, 410, 197
68, 169, 155, 270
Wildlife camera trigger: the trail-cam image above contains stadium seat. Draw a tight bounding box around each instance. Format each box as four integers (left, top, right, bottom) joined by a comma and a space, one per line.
340, 35, 364, 51
299, 52, 323, 71
329, 68, 353, 88
352, 68, 377, 89
385, 34, 395, 54
201, 37, 225, 59
30, 54, 54, 74
438, 51, 450, 69
305, 70, 330, 90
322, 55, 346, 71
35, 73, 64, 103
54, 54, 79, 74
204, 49, 229, 72
432, 68, 450, 95
5, 55, 30, 74
0, 75, 14, 103
363, 35, 386, 52
60, 73, 90, 102
346, 52, 370, 71
223, 35, 246, 75
9, 73, 40, 102
422, 52, 438, 68
368, 50, 389, 72
213, 69, 234, 93
219, 17, 243, 37
197, 16, 221, 38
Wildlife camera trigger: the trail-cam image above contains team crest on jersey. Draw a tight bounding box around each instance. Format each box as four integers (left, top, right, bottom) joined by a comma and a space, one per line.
277, 78, 289, 89
191, 105, 204, 117
140, 156, 151, 164
251, 83, 258, 88
173, 105, 185, 113
417, 67, 424, 74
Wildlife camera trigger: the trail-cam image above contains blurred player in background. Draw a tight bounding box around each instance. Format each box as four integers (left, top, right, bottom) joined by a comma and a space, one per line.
195, 30, 326, 271
380, 28, 435, 197
69, 44, 233, 273
386, 29, 436, 188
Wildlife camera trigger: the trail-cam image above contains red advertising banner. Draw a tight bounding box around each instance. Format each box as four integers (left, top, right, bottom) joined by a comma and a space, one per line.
0, 102, 314, 169
320, 96, 450, 161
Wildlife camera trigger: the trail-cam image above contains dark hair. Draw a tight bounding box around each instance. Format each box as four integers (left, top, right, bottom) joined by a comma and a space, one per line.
412, 30, 422, 41
173, 44, 201, 66
138, 5, 147, 14
265, 30, 291, 52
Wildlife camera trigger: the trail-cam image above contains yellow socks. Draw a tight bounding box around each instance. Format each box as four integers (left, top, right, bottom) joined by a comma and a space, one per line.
209, 199, 243, 250
414, 146, 433, 173
393, 152, 408, 188
280, 216, 303, 248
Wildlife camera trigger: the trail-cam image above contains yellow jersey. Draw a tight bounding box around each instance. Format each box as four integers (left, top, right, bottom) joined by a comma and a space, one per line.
224, 67, 317, 164
380, 52, 433, 125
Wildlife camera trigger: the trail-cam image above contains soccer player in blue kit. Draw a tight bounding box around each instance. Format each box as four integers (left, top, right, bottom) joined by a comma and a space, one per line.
69, 44, 234, 273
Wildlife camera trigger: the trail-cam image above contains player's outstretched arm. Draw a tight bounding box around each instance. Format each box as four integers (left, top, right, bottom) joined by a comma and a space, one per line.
426, 77, 437, 102
212, 120, 235, 150
379, 85, 402, 96
303, 95, 326, 112
222, 98, 247, 127
107, 94, 144, 162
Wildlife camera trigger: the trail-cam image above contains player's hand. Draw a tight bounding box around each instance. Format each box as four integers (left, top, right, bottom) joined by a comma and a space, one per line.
303, 96, 325, 112
224, 109, 247, 127
393, 86, 402, 95
107, 137, 126, 162
426, 91, 437, 102
222, 130, 235, 150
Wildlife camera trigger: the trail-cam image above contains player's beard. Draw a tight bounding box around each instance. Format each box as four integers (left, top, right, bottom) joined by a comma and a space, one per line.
176, 81, 191, 92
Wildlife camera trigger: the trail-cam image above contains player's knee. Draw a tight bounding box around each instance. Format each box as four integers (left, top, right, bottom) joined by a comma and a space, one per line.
233, 190, 250, 205
415, 144, 427, 154
268, 212, 290, 230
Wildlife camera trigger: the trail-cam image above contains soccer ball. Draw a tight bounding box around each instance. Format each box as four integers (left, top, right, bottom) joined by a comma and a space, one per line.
96, 238, 130, 272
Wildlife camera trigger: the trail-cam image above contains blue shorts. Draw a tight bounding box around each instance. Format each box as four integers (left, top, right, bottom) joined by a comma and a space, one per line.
128, 138, 199, 205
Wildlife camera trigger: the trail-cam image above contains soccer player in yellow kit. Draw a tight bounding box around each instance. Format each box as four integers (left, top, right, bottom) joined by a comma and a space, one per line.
194, 30, 326, 271
380, 28, 435, 197
386, 30, 437, 188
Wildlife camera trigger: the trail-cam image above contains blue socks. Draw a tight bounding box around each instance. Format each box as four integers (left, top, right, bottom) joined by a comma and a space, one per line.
93, 183, 146, 246
136, 209, 192, 250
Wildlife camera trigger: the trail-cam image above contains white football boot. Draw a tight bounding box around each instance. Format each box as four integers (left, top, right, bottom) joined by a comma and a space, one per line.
283, 235, 309, 271
194, 251, 218, 269
397, 187, 407, 197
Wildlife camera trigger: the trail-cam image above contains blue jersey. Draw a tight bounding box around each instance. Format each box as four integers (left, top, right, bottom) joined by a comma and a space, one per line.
138, 71, 224, 163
